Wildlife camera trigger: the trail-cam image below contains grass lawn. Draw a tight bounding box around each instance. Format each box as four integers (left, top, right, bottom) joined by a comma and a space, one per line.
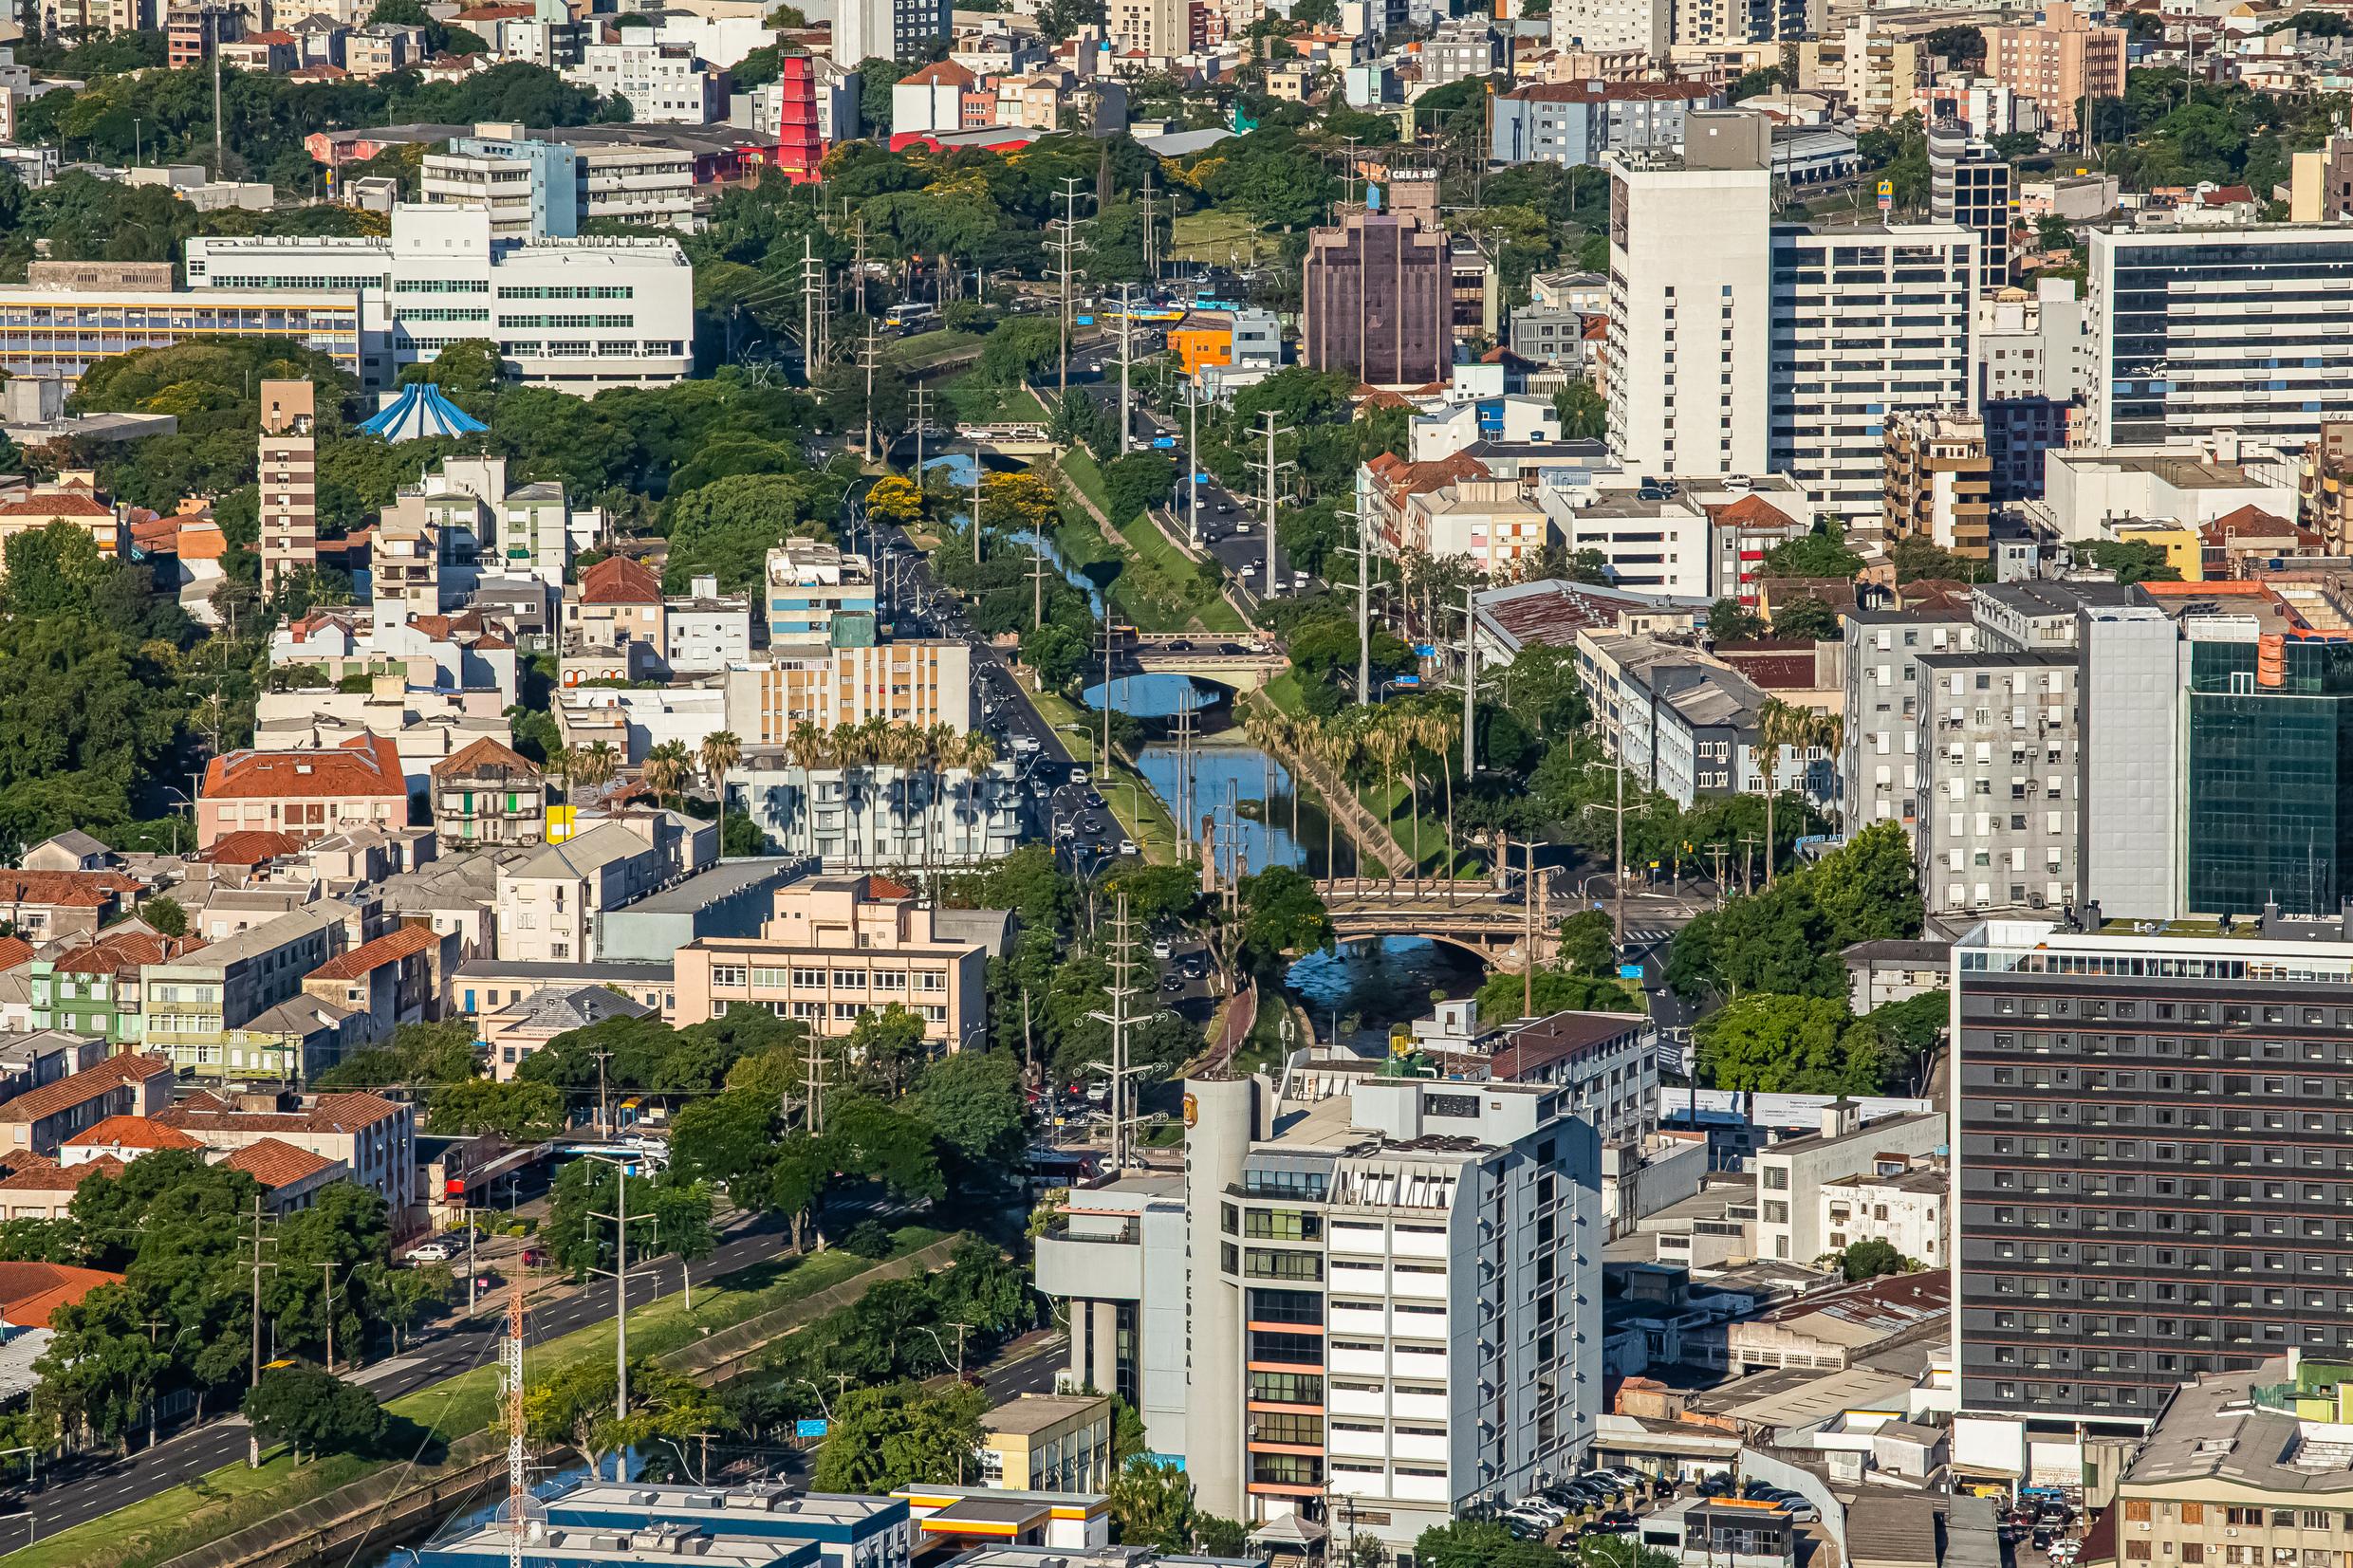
1171, 210, 1260, 267
1027, 689, 1180, 864
890, 328, 982, 371
1058, 448, 1114, 516
1358, 778, 1473, 878
0, 1227, 949, 1568
1259, 670, 1310, 717
935, 370, 1047, 426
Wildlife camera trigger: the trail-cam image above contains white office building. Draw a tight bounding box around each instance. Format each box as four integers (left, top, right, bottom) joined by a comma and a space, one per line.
184, 204, 693, 394
1752, 1101, 1945, 1265
1605, 113, 1773, 479
2087, 225, 2353, 450
727, 757, 1025, 870
1548, 0, 1667, 56
1040, 1073, 1603, 1556
1769, 222, 1979, 524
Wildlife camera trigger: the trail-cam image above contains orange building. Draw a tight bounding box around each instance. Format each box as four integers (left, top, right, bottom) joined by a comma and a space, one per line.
1169, 325, 1233, 378
1985, 0, 2123, 135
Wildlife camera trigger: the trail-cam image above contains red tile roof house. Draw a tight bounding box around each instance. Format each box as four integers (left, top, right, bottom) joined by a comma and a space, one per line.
299, 921, 456, 1046
216, 1138, 343, 1211
0, 869, 145, 944
0, 1260, 125, 1329
157, 1091, 416, 1217
0, 1055, 173, 1158
197, 731, 410, 850
0, 1153, 127, 1222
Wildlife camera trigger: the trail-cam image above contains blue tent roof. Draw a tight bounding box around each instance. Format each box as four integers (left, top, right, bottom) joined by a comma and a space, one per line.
358, 382, 489, 441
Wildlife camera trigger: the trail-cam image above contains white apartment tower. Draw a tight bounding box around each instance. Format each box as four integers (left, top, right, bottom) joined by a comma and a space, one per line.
1035, 1072, 1603, 1557
1605, 111, 1772, 479
257, 378, 316, 596
1769, 223, 1979, 524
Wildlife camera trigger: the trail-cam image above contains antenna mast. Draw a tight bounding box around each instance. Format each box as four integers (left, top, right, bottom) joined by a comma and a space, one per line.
498, 1278, 542, 1568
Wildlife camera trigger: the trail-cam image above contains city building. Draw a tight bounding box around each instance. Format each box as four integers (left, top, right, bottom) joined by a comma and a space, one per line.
1952, 915, 2353, 1427
764, 540, 878, 649
1301, 173, 1452, 389
0, 280, 369, 392
563, 41, 726, 125
1489, 80, 1718, 169
139, 907, 350, 1082
1605, 112, 1774, 480
197, 731, 411, 849
257, 379, 317, 595
1984, 0, 2122, 135
1752, 1100, 1944, 1265
722, 641, 976, 745
1883, 407, 1992, 559
28, 929, 204, 1047
1818, 1160, 1945, 1265
156, 1090, 416, 1211
562, 554, 667, 682
1978, 278, 2090, 502
184, 203, 694, 394
2108, 1356, 2353, 1564
299, 921, 454, 1045
1547, 0, 1668, 58
2086, 227, 2353, 452
428, 736, 546, 850
664, 574, 754, 677
669, 873, 991, 1053
1036, 1070, 1603, 1553
1928, 120, 2011, 296
1535, 473, 1810, 601
494, 823, 665, 965
1105, 0, 1201, 59
1912, 644, 2077, 916
423, 125, 695, 234
728, 758, 1025, 871
536, 1482, 914, 1568
483, 985, 654, 1079
0, 1055, 173, 1159
837, 0, 950, 71
1770, 222, 1979, 525
978, 1394, 1115, 1492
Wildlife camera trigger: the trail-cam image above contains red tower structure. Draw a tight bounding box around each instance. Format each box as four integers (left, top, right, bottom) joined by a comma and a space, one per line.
773, 50, 823, 184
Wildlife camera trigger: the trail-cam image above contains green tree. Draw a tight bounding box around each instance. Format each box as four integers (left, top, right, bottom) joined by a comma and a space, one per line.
427, 1078, 565, 1140
1474, 964, 1638, 1022
1695, 992, 1883, 1094
1416, 1521, 1561, 1568
811, 1380, 988, 1491
1707, 598, 1766, 642
1757, 525, 1863, 581
1233, 867, 1334, 976
1553, 379, 1605, 438
1108, 1455, 1195, 1551
845, 1003, 930, 1097
2082, 540, 2181, 584
1769, 596, 1841, 642
977, 317, 1061, 387
1101, 452, 1176, 525
1830, 1238, 1912, 1280
915, 1050, 1029, 1173
140, 895, 188, 937
241, 1364, 385, 1462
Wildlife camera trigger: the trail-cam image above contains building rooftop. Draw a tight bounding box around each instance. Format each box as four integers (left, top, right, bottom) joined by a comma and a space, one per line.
984, 1393, 1110, 1437
306, 922, 440, 982
0, 1055, 171, 1127
1491, 1008, 1649, 1078
202, 731, 406, 802
490, 985, 655, 1033
218, 1137, 338, 1190
615, 858, 806, 916
2125, 1355, 2353, 1494
1757, 1107, 1942, 1157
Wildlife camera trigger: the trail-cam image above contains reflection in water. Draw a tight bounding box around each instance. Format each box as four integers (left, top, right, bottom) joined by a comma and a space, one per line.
1085, 672, 1229, 719
1009, 526, 1102, 618
1136, 738, 1354, 880
1287, 936, 1487, 1042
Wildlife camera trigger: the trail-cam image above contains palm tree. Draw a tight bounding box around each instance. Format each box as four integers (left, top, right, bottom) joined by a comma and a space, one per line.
642, 741, 692, 813
548, 745, 578, 803
1755, 697, 1808, 888
1378, 710, 1425, 881
699, 730, 742, 856
575, 740, 620, 794
1419, 708, 1462, 886
954, 729, 998, 867
1311, 720, 1345, 880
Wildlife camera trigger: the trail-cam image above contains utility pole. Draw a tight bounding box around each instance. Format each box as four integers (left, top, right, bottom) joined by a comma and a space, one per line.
800, 1026, 828, 1134
971, 436, 984, 566
1738, 833, 1762, 895
1085, 895, 1148, 1173
1583, 756, 1632, 948
1048, 177, 1089, 397
246, 1195, 276, 1469
213, 46, 222, 168
1501, 838, 1547, 1017
1028, 543, 1049, 630
1100, 618, 1116, 764
593, 1047, 612, 1138
801, 234, 818, 379
1335, 504, 1379, 706
1185, 378, 1202, 546
1458, 582, 1477, 780
468, 1208, 480, 1314
1139, 171, 1158, 285
1706, 841, 1729, 902
319, 1261, 337, 1373
852, 214, 868, 318
500, 1280, 530, 1568
910, 384, 933, 475
1174, 689, 1195, 867
585, 1159, 654, 1440
1114, 282, 1138, 455
1249, 413, 1293, 599
860, 323, 881, 462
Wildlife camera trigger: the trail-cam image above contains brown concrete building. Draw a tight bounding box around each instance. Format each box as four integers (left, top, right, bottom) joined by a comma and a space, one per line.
1984, 0, 2122, 135
429, 736, 546, 850
1882, 407, 1992, 560
1301, 173, 1452, 388
257, 379, 317, 595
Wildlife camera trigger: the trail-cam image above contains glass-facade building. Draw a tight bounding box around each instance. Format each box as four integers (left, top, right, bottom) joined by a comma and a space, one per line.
2186, 636, 2353, 918
2089, 229, 2353, 448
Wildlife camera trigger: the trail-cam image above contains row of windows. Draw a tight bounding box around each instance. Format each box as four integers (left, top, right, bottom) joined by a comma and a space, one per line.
707, 965, 949, 992
1976, 1032, 2353, 1061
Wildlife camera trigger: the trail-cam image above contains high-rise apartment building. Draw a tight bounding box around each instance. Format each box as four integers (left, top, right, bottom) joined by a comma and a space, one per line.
1977, 278, 2090, 502
835, 0, 950, 68
1301, 174, 1453, 388
256, 378, 316, 596
1604, 111, 1773, 478
1842, 609, 1976, 838
1952, 915, 2353, 1430
2089, 227, 2353, 452
1929, 120, 2012, 295
1038, 1071, 1602, 1555
1545, 0, 1667, 58
1984, 1, 2122, 135
1913, 646, 2077, 916
1769, 224, 1979, 524
1883, 407, 1992, 559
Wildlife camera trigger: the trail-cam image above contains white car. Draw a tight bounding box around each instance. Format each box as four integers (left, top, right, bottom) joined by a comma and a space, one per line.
1119, 838, 1139, 856
407, 1241, 456, 1264
1511, 1500, 1568, 1526
1151, 938, 1174, 960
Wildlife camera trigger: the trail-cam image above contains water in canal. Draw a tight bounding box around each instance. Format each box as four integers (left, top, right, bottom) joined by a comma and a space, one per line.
1133, 734, 1357, 881
1287, 936, 1488, 1042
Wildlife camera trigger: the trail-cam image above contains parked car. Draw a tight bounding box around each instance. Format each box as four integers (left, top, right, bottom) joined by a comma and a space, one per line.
1511, 1500, 1568, 1527
407, 1241, 455, 1264
1151, 938, 1174, 960
1500, 1518, 1546, 1542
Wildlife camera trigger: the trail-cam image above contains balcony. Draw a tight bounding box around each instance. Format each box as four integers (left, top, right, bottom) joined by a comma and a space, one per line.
1034, 1220, 1142, 1301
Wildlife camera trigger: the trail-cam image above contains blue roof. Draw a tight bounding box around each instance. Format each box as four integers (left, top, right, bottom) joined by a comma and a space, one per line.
358, 381, 489, 440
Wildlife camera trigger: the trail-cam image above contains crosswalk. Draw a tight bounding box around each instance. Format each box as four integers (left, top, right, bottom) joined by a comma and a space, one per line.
1623, 926, 1675, 948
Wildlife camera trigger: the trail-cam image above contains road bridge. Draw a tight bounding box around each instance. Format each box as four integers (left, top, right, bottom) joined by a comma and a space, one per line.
1124, 633, 1289, 691
1312, 876, 1560, 969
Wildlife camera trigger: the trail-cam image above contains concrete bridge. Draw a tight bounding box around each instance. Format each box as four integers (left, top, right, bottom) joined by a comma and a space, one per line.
958, 422, 1057, 457
1125, 633, 1289, 692
1313, 876, 1560, 969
